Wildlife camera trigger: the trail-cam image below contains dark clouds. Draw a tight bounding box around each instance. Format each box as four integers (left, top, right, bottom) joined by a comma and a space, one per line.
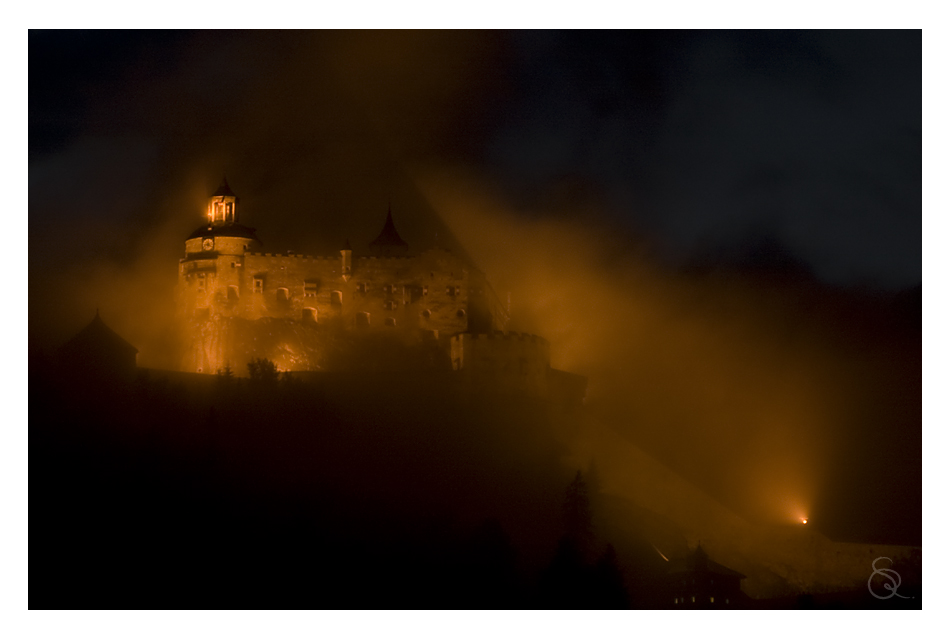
29, 31, 921, 291
483, 30, 921, 289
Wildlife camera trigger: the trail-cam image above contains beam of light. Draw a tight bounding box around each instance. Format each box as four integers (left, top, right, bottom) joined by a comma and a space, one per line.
651, 543, 669, 562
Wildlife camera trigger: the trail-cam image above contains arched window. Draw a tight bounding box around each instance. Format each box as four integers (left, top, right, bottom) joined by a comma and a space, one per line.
421, 309, 431, 319
356, 312, 370, 328
331, 291, 343, 307
277, 287, 290, 301
385, 317, 396, 327
457, 309, 467, 320
302, 307, 317, 323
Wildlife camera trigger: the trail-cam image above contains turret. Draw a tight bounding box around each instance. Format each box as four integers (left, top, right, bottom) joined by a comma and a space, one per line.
369, 204, 409, 257
341, 238, 352, 280
184, 178, 262, 257
207, 177, 240, 224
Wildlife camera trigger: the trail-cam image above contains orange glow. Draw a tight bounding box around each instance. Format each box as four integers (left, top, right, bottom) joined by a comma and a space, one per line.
801, 518, 808, 525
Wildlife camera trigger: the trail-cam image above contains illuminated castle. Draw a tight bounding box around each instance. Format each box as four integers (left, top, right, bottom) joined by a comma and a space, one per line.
176, 179, 564, 392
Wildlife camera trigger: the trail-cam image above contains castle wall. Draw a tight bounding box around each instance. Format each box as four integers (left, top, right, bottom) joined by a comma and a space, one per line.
450, 332, 551, 396
177, 243, 508, 373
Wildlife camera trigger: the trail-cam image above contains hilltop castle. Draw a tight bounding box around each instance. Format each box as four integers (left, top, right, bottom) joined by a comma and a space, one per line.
176, 179, 564, 396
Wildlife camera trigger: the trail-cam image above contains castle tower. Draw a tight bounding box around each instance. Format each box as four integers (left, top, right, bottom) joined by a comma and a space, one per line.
369, 204, 409, 257
185, 178, 262, 258
178, 179, 264, 371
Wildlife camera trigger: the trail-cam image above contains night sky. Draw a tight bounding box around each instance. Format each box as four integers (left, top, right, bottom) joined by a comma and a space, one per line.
28, 31, 921, 551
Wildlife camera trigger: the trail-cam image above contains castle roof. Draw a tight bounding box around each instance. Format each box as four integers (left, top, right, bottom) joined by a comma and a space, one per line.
188, 223, 260, 242
667, 545, 745, 578
59, 311, 139, 356
369, 205, 408, 249
212, 177, 237, 198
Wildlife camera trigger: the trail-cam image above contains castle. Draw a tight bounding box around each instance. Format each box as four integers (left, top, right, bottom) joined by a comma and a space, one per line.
176, 179, 566, 396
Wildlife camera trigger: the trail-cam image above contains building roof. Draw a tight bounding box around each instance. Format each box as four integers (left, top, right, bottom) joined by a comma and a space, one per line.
667, 545, 746, 578
369, 205, 408, 249
187, 223, 260, 242
212, 176, 237, 198
58, 311, 138, 358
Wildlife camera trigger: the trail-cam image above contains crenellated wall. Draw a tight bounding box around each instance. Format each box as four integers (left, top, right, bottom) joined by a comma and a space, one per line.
450, 331, 551, 396
177, 243, 509, 373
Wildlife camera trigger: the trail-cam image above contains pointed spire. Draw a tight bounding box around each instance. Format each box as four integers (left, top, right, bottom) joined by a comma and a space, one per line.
213, 176, 236, 198
369, 204, 408, 252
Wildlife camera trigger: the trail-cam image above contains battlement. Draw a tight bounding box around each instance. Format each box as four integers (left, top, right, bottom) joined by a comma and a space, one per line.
449, 331, 553, 397
466, 331, 548, 344
247, 253, 335, 260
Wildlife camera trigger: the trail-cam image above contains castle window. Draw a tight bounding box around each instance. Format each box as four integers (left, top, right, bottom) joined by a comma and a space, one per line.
356, 312, 370, 328
385, 317, 396, 327
302, 307, 317, 323
225, 202, 234, 222
446, 286, 454, 296
253, 277, 263, 293
197, 274, 206, 293
384, 300, 396, 311
357, 283, 367, 294
421, 309, 431, 319
423, 285, 428, 296
331, 291, 343, 307
277, 287, 290, 301
457, 309, 466, 320
304, 280, 318, 297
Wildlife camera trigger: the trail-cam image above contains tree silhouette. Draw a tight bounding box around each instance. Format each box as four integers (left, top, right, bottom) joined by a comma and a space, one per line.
591, 544, 630, 608
247, 358, 279, 383
563, 471, 593, 553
